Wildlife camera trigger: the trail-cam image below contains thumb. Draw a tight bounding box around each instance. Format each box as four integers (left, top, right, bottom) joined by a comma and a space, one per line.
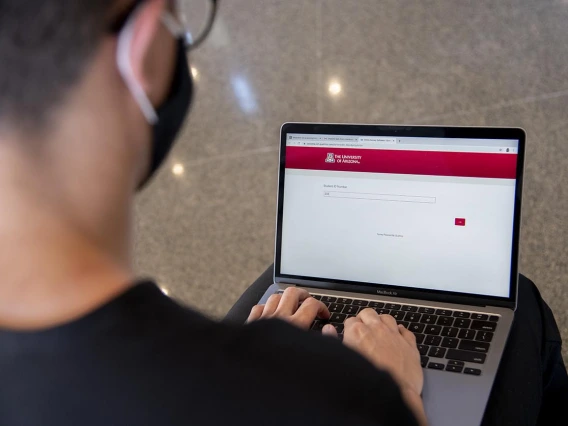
322, 324, 338, 338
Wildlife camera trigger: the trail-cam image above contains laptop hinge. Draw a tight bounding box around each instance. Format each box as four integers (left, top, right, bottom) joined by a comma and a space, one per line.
275, 278, 515, 310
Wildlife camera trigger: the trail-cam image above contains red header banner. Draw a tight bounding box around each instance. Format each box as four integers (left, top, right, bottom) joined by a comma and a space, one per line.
285, 147, 517, 179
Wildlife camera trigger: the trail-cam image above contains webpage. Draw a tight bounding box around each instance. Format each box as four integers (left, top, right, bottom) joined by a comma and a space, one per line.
280, 134, 519, 297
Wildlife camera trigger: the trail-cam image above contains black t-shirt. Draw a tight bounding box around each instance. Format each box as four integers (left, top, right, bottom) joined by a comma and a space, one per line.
0, 282, 418, 426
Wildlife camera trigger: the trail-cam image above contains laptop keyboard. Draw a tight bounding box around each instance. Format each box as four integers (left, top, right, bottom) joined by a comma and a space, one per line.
280, 291, 499, 376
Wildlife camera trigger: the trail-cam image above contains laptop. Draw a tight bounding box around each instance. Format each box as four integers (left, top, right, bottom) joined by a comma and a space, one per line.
259, 123, 526, 426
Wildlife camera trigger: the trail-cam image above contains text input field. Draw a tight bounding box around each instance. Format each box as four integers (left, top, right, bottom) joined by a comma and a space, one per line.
323, 191, 436, 204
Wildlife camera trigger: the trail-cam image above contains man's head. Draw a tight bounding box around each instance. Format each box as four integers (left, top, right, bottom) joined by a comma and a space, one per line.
0, 0, 189, 187
0, 0, 198, 266
0, 0, 112, 128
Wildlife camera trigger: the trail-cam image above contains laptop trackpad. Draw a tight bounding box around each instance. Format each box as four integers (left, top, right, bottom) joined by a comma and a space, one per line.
422, 368, 493, 426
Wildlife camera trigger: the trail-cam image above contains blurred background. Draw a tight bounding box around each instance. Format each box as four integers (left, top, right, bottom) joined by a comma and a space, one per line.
134, 0, 568, 361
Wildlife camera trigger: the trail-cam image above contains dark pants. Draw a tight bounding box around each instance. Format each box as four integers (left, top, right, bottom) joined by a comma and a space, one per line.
226, 267, 568, 425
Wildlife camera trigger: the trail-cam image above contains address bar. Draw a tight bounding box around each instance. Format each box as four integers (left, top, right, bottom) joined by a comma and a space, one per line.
296, 140, 366, 148
289, 136, 397, 148
290, 139, 507, 152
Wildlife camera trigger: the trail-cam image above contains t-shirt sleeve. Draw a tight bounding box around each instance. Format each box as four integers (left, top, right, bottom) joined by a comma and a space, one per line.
223, 319, 420, 426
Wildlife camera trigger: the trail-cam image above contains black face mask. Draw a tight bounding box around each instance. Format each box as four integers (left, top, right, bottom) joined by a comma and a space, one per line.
137, 39, 193, 189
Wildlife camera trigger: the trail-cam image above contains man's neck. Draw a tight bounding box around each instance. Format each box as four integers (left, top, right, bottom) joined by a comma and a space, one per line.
0, 138, 135, 331
0, 222, 133, 330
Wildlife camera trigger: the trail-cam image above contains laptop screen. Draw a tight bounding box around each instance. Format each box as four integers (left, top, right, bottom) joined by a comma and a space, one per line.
279, 131, 520, 298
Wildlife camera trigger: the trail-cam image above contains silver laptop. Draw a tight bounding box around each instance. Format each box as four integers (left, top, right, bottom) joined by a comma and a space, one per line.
260, 123, 526, 426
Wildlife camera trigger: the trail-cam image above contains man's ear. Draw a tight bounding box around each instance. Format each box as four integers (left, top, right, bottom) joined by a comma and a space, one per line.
127, 0, 166, 93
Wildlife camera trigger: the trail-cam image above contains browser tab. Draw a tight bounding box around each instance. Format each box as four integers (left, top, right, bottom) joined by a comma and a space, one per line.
358, 136, 397, 144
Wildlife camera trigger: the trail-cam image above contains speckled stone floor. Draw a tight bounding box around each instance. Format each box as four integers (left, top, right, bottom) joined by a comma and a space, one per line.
134, 0, 568, 362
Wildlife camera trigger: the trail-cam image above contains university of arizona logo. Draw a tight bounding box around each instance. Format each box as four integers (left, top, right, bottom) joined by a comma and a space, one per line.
325, 153, 335, 163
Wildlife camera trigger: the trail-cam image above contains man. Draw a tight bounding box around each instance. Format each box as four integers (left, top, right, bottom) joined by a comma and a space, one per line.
0, 1, 565, 425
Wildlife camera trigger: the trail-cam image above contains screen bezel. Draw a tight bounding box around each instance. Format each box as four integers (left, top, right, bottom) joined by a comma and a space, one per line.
274, 123, 526, 309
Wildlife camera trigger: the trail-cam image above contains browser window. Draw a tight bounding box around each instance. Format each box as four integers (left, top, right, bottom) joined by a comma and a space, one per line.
280, 133, 519, 298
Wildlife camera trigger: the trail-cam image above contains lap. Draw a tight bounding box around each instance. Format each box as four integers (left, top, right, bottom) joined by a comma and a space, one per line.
224, 265, 274, 324
482, 275, 568, 425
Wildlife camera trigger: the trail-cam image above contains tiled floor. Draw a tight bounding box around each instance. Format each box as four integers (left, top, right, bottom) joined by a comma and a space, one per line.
134, 0, 568, 361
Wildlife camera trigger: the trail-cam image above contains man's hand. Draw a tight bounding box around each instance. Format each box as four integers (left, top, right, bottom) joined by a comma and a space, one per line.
246, 288, 331, 329
343, 309, 427, 425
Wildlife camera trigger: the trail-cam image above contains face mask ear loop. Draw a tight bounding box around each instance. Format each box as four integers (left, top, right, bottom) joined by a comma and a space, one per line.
161, 11, 194, 50
116, 5, 159, 125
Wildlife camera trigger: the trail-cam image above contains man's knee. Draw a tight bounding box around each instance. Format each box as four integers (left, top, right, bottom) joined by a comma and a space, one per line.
513, 274, 545, 328
518, 273, 539, 300
517, 274, 562, 344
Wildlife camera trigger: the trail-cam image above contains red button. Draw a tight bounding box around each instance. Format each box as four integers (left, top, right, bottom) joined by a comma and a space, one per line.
455, 218, 466, 226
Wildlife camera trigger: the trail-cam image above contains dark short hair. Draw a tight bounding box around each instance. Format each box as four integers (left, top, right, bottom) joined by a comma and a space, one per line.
0, 0, 115, 130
